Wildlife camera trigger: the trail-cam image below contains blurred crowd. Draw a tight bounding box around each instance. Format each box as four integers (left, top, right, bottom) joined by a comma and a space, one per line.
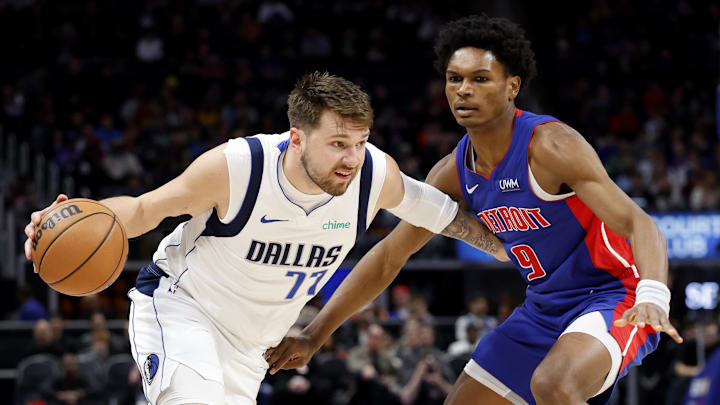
529, 1, 720, 212
9, 285, 720, 405
1, 0, 719, 404
2, 0, 718, 235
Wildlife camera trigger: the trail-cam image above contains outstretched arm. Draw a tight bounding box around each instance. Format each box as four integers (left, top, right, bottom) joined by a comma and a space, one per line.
25, 142, 231, 266
530, 122, 682, 343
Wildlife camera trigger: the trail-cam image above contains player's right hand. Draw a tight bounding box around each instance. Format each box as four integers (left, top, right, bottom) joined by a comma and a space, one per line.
263, 334, 317, 375
24, 194, 68, 271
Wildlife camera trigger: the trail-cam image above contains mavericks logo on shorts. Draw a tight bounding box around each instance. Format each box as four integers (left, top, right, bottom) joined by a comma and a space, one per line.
144, 354, 159, 385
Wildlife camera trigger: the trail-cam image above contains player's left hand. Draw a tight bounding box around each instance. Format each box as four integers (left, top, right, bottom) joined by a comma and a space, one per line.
614, 303, 683, 344
263, 334, 317, 375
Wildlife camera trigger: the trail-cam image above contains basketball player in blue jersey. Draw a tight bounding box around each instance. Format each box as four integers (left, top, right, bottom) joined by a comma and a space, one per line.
24, 71, 507, 405
265, 16, 683, 405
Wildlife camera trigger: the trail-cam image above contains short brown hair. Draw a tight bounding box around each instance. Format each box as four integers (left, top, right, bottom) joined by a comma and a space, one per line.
287, 71, 373, 131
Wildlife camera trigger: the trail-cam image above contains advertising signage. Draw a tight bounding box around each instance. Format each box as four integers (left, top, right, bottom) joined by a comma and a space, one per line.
651, 213, 720, 260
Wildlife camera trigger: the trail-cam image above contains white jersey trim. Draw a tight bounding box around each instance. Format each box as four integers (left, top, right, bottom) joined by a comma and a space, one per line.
528, 164, 575, 202
220, 138, 252, 224
365, 143, 387, 220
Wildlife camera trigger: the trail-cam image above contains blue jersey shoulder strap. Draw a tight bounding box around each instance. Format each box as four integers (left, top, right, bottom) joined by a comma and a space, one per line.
454, 134, 471, 202
356, 148, 373, 240
201, 136, 264, 237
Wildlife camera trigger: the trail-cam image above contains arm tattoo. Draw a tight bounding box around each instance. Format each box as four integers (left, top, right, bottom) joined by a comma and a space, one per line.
440, 209, 501, 254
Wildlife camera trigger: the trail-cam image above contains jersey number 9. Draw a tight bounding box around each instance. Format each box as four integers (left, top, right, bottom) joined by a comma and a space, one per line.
510, 244, 547, 281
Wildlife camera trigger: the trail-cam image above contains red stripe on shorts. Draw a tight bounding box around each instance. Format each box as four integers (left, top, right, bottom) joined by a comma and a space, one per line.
566, 197, 652, 371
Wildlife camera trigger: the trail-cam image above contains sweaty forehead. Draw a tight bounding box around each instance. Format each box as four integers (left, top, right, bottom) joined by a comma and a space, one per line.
447, 47, 501, 73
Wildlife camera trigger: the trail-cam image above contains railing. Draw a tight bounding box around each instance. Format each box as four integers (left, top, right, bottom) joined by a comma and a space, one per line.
1, 132, 76, 286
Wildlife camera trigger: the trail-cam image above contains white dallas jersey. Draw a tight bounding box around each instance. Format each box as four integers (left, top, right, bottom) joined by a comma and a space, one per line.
141, 133, 386, 348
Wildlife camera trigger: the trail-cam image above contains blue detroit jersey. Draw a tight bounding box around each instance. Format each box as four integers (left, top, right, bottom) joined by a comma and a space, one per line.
456, 109, 636, 315
455, 109, 660, 379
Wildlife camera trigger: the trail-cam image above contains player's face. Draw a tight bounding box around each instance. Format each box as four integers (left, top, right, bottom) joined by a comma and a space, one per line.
444, 47, 520, 129
302, 111, 369, 196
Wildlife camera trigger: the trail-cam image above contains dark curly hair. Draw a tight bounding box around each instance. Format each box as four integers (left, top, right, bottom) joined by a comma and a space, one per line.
433, 15, 537, 93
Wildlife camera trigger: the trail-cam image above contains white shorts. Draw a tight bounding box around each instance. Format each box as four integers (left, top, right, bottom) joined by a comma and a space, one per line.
127, 276, 270, 405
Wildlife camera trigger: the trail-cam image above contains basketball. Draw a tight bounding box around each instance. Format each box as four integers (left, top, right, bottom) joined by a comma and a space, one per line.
31, 198, 128, 296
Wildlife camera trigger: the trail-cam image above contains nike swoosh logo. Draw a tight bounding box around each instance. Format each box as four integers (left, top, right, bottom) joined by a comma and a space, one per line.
466, 184, 479, 194
260, 215, 289, 223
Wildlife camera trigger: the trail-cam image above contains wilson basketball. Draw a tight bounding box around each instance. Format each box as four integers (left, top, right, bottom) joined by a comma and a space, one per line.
31, 198, 128, 296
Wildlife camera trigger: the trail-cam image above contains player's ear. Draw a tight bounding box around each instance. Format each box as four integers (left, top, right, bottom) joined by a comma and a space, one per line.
289, 127, 305, 152
508, 76, 521, 102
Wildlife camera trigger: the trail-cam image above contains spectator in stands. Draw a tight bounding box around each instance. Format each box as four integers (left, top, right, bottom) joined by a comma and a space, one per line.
308, 334, 352, 405
78, 312, 126, 354
685, 336, 720, 405
336, 301, 385, 349
348, 324, 396, 381
123, 367, 146, 405
666, 321, 719, 404
257, 0, 295, 24
388, 285, 412, 322
71, 123, 105, 196
49, 313, 78, 354
100, 138, 144, 190
136, 29, 164, 64
689, 170, 720, 211
346, 324, 400, 405
395, 319, 454, 405
447, 321, 479, 359
454, 293, 497, 342
95, 113, 123, 153
14, 286, 47, 321
77, 330, 111, 391
408, 295, 434, 326
300, 27, 332, 57
43, 352, 99, 405
24, 319, 65, 358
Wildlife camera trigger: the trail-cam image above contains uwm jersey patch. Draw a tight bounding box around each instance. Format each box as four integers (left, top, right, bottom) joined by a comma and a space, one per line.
455, 109, 641, 312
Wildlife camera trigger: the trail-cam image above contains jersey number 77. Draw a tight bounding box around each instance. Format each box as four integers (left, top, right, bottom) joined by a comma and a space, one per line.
285, 270, 328, 299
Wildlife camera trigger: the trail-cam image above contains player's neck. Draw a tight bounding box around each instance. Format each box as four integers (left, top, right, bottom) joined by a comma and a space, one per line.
466, 106, 516, 173
282, 150, 326, 195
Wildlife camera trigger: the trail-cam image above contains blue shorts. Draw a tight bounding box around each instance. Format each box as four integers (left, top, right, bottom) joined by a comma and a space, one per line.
470, 298, 660, 405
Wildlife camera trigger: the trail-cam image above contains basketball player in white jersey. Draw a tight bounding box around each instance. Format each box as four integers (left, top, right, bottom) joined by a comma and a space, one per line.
24, 71, 507, 405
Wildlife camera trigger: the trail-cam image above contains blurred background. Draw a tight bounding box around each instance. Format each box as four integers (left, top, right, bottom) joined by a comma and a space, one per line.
0, 0, 718, 404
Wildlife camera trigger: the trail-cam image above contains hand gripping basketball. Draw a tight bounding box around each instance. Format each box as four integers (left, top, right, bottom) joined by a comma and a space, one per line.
25, 195, 129, 296
24, 194, 69, 265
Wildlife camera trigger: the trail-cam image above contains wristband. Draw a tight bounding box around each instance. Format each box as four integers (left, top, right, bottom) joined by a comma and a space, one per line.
635, 279, 671, 316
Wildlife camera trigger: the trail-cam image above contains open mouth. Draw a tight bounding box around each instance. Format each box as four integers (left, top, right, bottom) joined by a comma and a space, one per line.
334, 169, 353, 179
